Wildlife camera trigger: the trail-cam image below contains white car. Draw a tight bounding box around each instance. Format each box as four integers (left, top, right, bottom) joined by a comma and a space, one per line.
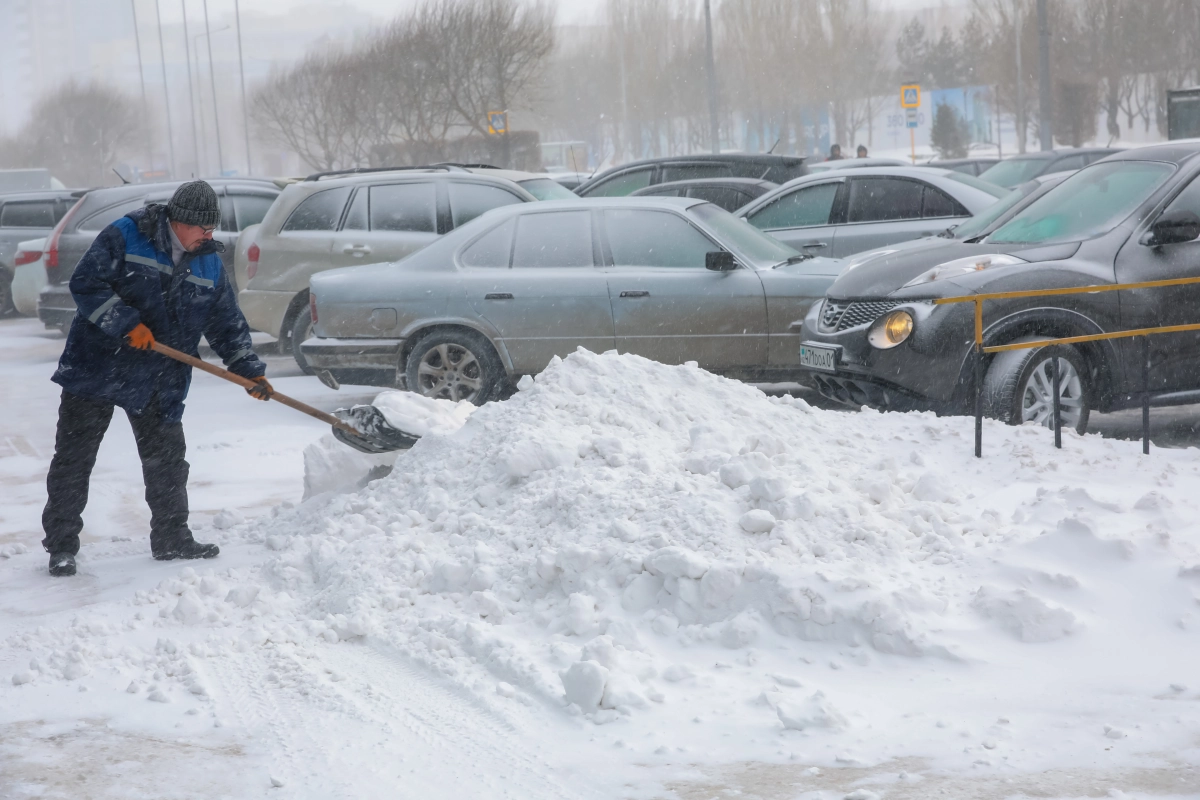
10, 237, 46, 317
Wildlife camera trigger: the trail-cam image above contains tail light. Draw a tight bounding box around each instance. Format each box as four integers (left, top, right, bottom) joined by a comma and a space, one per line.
14, 247, 42, 266
247, 242, 260, 279
309, 293, 318, 324
44, 199, 81, 284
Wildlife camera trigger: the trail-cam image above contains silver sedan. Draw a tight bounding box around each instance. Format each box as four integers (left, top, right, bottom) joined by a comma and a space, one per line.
303, 198, 843, 403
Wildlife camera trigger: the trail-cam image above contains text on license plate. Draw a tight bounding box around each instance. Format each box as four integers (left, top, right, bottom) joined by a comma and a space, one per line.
799, 344, 838, 372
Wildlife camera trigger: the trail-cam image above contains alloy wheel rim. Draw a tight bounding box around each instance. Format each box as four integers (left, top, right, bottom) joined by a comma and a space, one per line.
416, 343, 482, 402
1021, 356, 1084, 429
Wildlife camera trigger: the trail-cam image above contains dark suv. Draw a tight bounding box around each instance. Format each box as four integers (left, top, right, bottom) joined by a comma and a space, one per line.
797, 143, 1200, 433
574, 154, 808, 197
0, 190, 80, 315
37, 179, 282, 331
978, 148, 1121, 188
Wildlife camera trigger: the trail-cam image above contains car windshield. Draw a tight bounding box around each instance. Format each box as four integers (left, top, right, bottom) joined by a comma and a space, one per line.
986, 161, 1174, 245
689, 202, 799, 265
951, 181, 1040, 240
518, 178, 578, 201
979, 157, 1051, 188
944, 171, 1010, 199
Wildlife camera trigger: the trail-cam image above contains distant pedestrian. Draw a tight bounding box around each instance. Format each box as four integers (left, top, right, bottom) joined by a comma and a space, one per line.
42, 181, 273, 577
827, 144, 844, 161
857, 144, 868, 158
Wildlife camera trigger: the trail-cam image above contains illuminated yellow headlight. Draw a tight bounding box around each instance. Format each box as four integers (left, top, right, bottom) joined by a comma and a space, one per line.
869, 310, 914, 349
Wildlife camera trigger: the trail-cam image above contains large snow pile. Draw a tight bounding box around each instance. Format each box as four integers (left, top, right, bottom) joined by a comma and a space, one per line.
253, 351, 1198, 725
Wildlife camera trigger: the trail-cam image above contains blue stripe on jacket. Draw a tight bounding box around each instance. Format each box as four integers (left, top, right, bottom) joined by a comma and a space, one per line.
52, 205, 265, 423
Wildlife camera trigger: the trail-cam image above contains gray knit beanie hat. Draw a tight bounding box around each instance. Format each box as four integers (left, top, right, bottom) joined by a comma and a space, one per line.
167, 180, 220, 228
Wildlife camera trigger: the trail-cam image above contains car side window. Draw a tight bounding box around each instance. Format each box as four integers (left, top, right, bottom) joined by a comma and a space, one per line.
0, 201, 56, 228
448, 183, 524, 228
1051, 155, 1085, 172
1161, 175, 1200, 217
77, 199, 147, 232
847, 178, 923, 223
219, 194, 236, 232
604, 209, 715, 268
342, 189, 367, 230
747, 183, 839, 230
370, 183, 436, 232
460, 218, 515, 268
921, 185, 968, 218
661, 164, 732, 182
282, 187, 351, 232
511, 211, 593, 268
686, 186, 745, 212
232, 194, 276, 230
586, 168, 653, 197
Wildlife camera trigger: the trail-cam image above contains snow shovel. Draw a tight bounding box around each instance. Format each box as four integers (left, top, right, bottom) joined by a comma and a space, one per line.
150, 342, 420, 454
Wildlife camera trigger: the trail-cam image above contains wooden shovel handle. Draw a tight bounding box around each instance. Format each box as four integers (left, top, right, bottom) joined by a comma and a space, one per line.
150, 341, 359, 434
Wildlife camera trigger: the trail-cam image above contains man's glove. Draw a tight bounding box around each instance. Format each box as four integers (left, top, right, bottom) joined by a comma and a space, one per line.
247, 376, 274, 401
125, 323, 155, 350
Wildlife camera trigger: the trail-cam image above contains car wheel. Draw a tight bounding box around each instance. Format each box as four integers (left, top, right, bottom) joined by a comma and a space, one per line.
290, 306, 315, 376
0, 273, 13, 317
404, 329, 504, 406
984, 341, 1090, 434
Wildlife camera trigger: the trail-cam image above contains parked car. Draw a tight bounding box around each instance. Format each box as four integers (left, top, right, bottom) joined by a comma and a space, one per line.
37, 178, 281, 331
236, 166, 560, 373
0, 168, 66, 193
574, 154, 808, 197
11, 237, 47, 316
0, 190, 80, 315
736, 166, 1008, 259
302, 198, 842, 397
806, 157, 909, 173
631, 177, 777, 212
927, 157, 1000, 176
547, 171, 591, 191
796, 143, 1200, 432
977, 148, 1121, 188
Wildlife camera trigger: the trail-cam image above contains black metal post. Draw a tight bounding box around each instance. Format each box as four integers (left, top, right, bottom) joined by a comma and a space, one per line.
1051, 353, 1061, 448
1142, 336, 1150, 455
974, 344, 983, 458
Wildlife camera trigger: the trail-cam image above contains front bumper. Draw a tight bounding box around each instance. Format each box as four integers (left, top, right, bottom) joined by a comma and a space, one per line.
798, 298, 973, 413
300, 337, 405, 371
38, 284, 76, 330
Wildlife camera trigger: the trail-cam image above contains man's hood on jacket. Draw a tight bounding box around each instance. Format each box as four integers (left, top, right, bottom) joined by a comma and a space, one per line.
128, 204, 225, 258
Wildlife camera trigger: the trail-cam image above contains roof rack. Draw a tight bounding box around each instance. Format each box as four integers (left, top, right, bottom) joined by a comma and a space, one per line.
303, 165, 466, 182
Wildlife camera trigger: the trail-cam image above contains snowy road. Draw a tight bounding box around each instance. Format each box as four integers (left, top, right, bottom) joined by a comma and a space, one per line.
2, 315, 1200, 800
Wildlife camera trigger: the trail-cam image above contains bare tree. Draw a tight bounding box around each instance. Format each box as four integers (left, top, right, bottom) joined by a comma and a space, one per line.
251, 51, 357, 172
0, 82, 140, 186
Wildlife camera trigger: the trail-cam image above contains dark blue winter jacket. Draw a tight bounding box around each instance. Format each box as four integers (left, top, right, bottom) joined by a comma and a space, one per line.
52, 205, 265, 423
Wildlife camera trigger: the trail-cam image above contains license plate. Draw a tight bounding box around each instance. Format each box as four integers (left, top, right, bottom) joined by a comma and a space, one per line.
799, 343, 839, 372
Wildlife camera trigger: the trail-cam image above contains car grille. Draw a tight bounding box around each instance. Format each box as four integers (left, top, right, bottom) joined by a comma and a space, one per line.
820, 299, 901, 332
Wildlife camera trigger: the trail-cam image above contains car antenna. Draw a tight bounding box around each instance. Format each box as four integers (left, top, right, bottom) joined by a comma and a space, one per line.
112, 167, 130, 185
767, 138, 781, 154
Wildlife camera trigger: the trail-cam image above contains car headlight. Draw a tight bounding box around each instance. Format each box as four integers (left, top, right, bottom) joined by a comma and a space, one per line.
868, 310, 914, 349
902, 254, 1027, 288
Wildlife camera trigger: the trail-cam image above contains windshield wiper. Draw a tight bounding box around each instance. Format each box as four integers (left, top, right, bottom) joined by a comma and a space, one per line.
937, 224, 959, 239
774, 254, 814, 268
963, 233, 988, 244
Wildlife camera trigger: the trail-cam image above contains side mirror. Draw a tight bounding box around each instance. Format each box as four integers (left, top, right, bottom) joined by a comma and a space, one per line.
706, 251, 737, 271
1143, 209, 1200, 247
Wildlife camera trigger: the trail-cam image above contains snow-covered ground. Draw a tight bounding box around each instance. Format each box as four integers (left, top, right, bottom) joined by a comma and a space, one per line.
2, 315, 1199, 800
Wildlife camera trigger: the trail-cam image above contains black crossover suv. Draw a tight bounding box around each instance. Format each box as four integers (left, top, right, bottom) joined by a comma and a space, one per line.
797, 143, 1200, 433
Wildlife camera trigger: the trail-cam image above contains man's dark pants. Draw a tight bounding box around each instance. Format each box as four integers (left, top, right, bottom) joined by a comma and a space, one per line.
42, 390, 190, 556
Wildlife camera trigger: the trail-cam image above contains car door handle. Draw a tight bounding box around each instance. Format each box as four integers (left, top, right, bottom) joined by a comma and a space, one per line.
342, 244, 372, 255
619, 290, 650, 298
484, 292, 513, 300
799, 242, 828, 249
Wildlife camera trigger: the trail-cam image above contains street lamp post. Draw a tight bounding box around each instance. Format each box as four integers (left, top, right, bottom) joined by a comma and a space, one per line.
703, 0, 719, 154
130, 0, 153, 171
202, 0, 225, 176
1037, 0, 1053, 150
181, 0, 201, 175
192, 24, 229, 177
154, 0, 177, 177
234, 0, 252, 175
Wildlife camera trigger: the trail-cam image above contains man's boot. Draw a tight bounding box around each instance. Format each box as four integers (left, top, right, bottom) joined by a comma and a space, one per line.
49, 552, 76, 576
153, 539, 219, 561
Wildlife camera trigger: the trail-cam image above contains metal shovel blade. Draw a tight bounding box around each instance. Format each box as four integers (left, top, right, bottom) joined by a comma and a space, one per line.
332, 405, 421, 454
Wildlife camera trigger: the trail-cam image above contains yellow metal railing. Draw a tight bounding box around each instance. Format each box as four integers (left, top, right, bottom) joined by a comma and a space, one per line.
930, 275, 1200, 456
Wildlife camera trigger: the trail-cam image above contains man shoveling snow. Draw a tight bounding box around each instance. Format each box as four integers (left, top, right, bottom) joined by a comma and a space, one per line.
41, 181, 273, 576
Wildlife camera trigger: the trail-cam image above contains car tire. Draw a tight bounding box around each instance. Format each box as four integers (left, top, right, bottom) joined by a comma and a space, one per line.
404, 328, 504, 406
290, 306, 315, 376
984, 340, 1090, 434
